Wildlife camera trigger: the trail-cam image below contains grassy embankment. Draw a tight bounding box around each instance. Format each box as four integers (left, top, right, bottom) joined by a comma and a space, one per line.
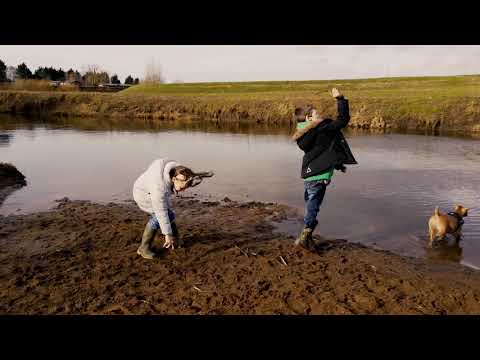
1, 75, 480, 133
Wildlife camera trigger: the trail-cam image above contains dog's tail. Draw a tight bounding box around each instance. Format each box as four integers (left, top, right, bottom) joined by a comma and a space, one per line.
434, 206, 440, 216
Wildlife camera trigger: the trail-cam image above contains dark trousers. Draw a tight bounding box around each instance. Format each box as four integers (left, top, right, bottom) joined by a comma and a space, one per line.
303, 180, 328, 230
147, 209, 175, 232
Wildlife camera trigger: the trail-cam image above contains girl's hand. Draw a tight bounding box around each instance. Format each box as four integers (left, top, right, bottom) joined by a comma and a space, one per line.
164, 235, 177, 249
164, 234, 184, 249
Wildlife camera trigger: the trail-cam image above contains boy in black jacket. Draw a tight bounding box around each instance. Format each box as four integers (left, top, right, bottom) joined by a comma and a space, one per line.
292, 88, 357, 250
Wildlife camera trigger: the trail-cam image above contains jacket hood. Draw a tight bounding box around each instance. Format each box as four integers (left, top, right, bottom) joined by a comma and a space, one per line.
291, 119, 324, 141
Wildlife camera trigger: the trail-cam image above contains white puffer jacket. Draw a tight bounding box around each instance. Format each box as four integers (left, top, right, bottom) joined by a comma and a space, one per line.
132, 158, 180, 235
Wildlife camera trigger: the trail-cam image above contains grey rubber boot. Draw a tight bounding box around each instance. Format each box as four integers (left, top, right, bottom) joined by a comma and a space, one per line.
294, 227, 315, 251
170, 221, 184, 247
137, 223, 157, 260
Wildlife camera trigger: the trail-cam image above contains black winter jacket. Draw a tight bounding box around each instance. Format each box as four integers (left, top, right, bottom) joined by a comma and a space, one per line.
292, 97, 357, 179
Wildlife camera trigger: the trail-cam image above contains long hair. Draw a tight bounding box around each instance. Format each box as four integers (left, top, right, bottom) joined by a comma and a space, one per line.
170, 165, 214, 191
170, 166, 195, 180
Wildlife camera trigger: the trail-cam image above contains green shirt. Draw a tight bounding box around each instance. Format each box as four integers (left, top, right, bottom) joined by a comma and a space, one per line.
297, 121, 334, 182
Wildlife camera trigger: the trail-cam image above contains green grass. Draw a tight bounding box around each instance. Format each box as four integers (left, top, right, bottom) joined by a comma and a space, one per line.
119, 74, 480, 133
2, 74, 480, 133
115, 75, 480, 132
122, 74, 480, 97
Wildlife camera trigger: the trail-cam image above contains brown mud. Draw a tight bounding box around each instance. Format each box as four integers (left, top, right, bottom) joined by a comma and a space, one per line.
1, 197, 480, 314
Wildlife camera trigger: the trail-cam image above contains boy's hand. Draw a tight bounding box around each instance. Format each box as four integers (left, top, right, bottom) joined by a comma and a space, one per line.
331, 88, 342, 98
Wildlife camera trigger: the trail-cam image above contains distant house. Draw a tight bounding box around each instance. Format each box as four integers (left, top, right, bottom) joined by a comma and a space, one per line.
49, 81, 62, 87
98, 83, 130, 88
6, 66, 16, 82
66, 80, 83, 86
96, 83, 131, 92
65, 69, 82, 83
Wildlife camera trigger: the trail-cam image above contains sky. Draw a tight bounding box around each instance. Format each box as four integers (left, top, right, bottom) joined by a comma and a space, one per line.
1, 45, 480, 83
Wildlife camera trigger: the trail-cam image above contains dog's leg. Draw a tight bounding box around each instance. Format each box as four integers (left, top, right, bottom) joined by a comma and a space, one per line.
428, 226, 435, 247
453, 229, 462, 244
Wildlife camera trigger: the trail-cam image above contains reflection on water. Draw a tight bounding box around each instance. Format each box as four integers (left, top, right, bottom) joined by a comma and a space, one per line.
0, 115, 296, 135
426, 239, 464, 264
1, 115, 479, 269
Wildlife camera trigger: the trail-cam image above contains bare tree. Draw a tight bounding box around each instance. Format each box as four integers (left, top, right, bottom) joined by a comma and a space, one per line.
82, 64, 109, 86
143, 59, 165, 84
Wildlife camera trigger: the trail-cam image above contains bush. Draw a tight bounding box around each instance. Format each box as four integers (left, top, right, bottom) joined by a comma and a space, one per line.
58, 83, 79, 92
0, 79, 79, 92
11, 79, 55, 91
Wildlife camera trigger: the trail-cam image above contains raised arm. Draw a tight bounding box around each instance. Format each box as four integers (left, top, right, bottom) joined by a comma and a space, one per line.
322, 88, 350, 131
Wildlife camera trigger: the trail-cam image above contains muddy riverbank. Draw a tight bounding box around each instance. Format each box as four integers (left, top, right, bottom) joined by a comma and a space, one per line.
1, 197, 480, 314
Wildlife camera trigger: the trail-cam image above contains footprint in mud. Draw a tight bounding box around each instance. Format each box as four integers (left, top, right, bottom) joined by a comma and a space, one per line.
103, 304, 132, 315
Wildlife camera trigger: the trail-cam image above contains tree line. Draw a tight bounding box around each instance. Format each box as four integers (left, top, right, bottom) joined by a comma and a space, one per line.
0, 59, 139, 86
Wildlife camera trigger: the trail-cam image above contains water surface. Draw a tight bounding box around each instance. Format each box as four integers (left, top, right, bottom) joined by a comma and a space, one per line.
1, 116, 479, 268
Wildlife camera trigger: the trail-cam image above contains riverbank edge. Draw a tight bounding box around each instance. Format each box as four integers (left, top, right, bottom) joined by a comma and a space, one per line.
1, 91, 480, 135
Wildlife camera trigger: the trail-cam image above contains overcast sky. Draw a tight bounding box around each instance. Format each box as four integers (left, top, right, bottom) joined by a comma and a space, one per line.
1, 45, 480, 83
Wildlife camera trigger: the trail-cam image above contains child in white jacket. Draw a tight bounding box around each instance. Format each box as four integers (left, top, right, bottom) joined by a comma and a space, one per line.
133, 158, 213, 259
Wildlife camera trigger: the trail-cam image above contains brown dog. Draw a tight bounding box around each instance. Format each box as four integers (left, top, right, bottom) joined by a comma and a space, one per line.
428, 205, 469, 246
